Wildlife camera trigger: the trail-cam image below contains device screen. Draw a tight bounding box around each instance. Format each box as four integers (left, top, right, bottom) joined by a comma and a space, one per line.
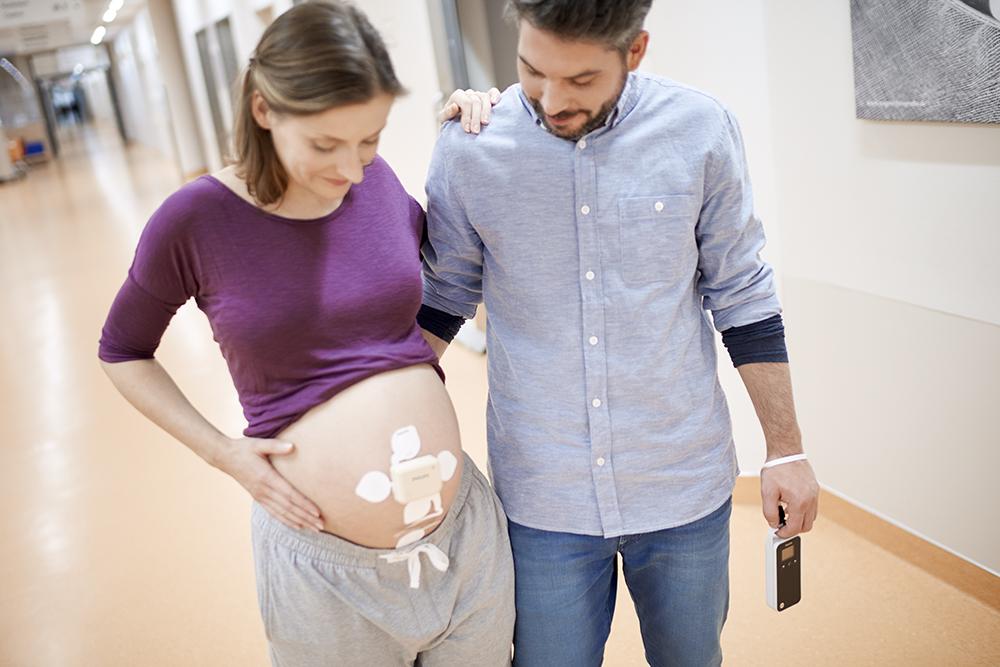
781, 544, 795, 562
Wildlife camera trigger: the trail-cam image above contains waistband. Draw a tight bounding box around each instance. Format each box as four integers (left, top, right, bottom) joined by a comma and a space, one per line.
251, 451, 478, 567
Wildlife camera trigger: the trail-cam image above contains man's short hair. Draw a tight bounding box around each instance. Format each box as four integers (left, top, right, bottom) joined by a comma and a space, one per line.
504, 0, 653, 54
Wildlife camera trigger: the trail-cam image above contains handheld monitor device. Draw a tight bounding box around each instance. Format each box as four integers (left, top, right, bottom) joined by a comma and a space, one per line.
765, 505, 801, 612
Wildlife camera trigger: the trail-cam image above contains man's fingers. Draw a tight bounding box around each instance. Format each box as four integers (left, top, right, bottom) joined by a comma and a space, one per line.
776, 509, 804, 538
802, 498, 819, 533
761, 481, 781, 528
489, 87, 501, 103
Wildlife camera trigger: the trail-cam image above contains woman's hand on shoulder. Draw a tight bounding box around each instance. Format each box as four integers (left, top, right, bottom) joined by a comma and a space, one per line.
214, 437, 324, 532
438, 87, 502, 134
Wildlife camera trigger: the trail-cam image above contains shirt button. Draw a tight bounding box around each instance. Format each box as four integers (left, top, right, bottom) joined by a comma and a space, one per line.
581, 205, 591, 216
589, 336, 598, 346
596, 457, 606, 466
578, 139, 587, 150
585, 271, 595, 281
655, 201, 665, 212
592, 398, 602, 408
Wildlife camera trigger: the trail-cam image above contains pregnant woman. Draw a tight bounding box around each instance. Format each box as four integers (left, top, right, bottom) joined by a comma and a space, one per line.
97, 2, 512, 665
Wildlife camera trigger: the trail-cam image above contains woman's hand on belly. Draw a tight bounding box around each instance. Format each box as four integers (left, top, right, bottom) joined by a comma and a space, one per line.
214, 436, 325, 532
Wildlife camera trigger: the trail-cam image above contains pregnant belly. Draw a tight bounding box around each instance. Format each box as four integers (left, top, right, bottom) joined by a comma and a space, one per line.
271, 364, 464, 548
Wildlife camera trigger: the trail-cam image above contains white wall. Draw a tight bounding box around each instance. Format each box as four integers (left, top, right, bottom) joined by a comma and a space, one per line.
78, 69, 115, 125
347, 1, 445, 198
765, 2, 1000, 327
760, 1, 1000, 572
111, 8, 177, 163
146, 0, 206, 177
640, 1, 999, 573
171, 0, 292, 172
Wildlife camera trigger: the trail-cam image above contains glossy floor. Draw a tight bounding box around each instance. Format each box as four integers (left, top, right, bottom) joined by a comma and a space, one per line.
1, 122, 997, 665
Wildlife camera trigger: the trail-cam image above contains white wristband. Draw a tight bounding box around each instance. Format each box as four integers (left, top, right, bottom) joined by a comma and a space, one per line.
761, 453, 807, 470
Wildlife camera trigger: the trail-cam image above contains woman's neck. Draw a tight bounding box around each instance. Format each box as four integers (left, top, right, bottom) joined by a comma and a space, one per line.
264, 179, 343, 220
214, 166, 344, 220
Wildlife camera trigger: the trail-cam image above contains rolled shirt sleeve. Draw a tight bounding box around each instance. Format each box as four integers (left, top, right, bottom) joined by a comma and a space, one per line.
696, 109, 781, 332
421, 135, 485, 321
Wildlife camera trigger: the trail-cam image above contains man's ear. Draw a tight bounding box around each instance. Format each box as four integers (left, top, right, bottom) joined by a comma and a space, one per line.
251, 91, 272, 130
626, 31, 650, 71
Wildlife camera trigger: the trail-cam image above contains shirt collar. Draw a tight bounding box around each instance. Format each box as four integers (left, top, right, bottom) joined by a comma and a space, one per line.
517, 71, 641, 137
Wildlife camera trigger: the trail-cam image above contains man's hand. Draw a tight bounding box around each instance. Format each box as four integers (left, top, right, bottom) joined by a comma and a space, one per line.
761, 458, 819, 538
438, 87, 502, 133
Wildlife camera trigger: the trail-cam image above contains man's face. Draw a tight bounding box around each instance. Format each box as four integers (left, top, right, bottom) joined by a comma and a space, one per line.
516, 20, 648, 141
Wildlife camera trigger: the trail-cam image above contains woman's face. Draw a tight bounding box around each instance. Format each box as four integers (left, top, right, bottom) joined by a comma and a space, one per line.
253, 92, 395, 202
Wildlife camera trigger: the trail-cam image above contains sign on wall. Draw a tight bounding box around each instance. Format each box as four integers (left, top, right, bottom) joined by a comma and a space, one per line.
850, 0, 1000, 124
0, 0, 84, 28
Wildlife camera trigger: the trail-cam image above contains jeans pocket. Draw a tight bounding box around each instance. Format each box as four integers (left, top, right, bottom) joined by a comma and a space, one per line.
618, 194, 697, 286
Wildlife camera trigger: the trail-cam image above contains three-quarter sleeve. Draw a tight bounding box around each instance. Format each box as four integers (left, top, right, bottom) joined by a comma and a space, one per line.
98, 194, 200, 362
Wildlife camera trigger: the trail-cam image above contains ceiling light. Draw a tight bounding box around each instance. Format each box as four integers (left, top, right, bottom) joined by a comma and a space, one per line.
103, 9, 117, 22
90, 26, 106, 45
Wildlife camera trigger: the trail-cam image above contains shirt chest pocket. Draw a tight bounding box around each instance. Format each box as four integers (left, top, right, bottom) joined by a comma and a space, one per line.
618, 194, 698, 286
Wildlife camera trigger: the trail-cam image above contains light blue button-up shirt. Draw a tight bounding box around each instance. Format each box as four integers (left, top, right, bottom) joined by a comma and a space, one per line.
422, 72, 781, 537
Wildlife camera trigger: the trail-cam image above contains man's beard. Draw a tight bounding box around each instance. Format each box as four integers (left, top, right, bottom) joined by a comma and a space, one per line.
530, 73, 628, 141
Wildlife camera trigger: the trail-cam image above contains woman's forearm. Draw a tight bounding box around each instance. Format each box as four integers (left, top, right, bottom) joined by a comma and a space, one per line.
100, 358, 232, 467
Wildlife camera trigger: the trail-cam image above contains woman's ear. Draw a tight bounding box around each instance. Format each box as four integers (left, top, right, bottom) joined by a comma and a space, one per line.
251, 91, 272, 130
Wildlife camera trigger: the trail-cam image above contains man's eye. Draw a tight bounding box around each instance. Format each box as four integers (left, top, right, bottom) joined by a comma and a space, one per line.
313, 144, 334, 153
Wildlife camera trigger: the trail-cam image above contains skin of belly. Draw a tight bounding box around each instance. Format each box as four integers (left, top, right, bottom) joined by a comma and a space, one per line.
271, 364, 464, 548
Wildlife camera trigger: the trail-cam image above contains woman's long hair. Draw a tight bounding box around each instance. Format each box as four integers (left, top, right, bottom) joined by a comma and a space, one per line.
231, 1, 405, 206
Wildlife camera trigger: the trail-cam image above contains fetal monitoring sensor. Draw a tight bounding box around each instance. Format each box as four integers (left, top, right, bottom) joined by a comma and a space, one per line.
390, 455, 443, 504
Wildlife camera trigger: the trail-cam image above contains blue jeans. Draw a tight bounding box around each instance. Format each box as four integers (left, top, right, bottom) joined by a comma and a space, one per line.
508, 497, 732, 667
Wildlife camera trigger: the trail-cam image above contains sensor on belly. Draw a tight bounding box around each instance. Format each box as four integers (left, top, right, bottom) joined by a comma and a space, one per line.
353, 425, 460, 547
390, 455, 443, 503
765, 505, 801, 612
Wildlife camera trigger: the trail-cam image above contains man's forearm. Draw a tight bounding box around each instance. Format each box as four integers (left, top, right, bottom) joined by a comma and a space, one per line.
736, 362, 803, 459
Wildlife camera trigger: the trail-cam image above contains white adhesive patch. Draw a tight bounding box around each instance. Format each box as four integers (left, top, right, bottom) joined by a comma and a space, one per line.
404, 498, 433, 524
390, 425, 422, 465
396, 528, 425, 548
355, 471, 392, 503
438, 450, 458, 481
356, 426, 453, 541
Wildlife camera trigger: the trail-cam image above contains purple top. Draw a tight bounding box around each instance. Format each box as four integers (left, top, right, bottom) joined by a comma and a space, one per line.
99, 156, 441, 438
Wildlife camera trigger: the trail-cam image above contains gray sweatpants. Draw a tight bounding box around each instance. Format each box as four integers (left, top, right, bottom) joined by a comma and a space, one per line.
250, 454, 515, 666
